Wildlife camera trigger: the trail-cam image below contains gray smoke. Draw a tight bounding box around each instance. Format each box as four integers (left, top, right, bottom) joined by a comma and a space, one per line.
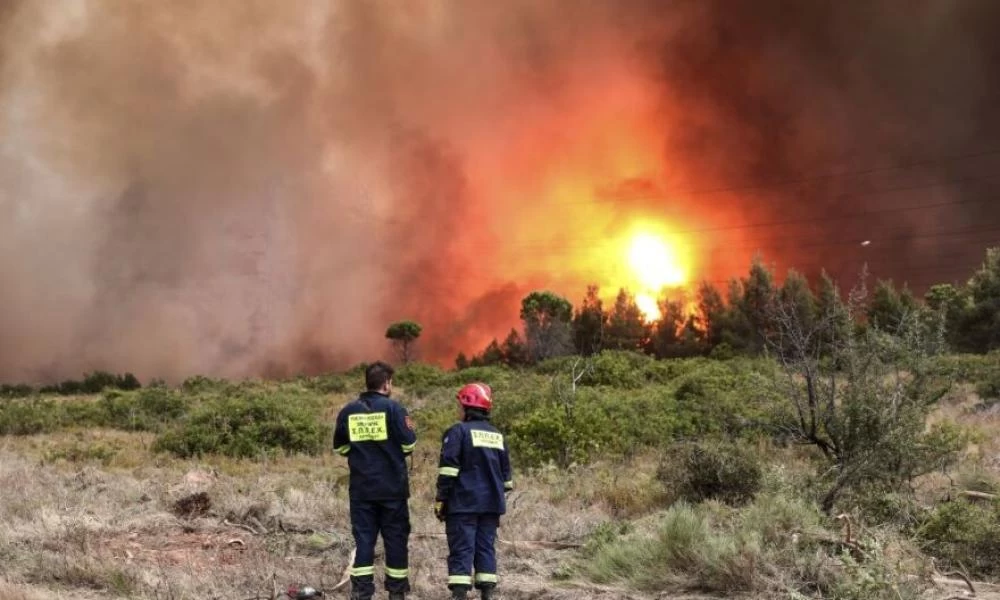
1, 0, 998, 382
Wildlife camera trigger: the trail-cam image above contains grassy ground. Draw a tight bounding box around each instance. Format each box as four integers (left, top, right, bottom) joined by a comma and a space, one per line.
0, 377, 998, 599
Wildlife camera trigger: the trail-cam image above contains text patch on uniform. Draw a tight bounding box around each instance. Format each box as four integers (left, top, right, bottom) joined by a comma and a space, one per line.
470, 430, 504, 449
348, 413, 388, 442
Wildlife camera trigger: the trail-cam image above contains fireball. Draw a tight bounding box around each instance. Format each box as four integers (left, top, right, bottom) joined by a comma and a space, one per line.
628, 233, 685, 289
626, 230, 688, 321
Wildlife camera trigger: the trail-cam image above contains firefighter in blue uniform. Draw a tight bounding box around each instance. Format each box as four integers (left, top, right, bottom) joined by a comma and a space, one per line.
333, 361, 416, 600
434, 382, 513, 600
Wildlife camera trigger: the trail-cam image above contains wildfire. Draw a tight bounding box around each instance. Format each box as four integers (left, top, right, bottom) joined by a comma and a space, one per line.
474, 67, 700, 328
626, 230, 688, 321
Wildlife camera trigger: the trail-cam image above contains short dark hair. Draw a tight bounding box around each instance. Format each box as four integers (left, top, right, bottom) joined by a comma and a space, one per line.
365, 361, 395, 392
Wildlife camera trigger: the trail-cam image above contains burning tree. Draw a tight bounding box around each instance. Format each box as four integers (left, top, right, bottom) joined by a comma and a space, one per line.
765, 268, 963, 513
385, 320, 422, 364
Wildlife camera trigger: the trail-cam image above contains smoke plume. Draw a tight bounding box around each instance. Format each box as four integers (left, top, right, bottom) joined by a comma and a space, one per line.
1, 0, 999, 382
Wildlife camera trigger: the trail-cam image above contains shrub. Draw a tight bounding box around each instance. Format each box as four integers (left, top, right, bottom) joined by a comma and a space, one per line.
442, 365, 514, 390
709, 342, 736, 360
180, 375, 226, 394
767, 290, 964, 512
495, 383, 688, 468
580, 494, 917, 598
35, 372, 141, 395
928, 353, 1000, 384
0, 397, 61, 434
579, 351, 654, 389
302, 374, 348, 394
916, 499, 1000, 578
393, 362, 448, 395
153, 389, 325, 459
43, 440, 119, 465
659, 440, 764, 507
98, 387, 189, 431
975, 370, 1000, 400
0, 383, 35, 398
841, 488, 925, 532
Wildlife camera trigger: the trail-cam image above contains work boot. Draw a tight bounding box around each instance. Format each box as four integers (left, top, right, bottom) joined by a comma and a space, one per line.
479, 587, 494, 600
388, 593, 405, 600
450, 587, 469, 600
349, 591, 371, 600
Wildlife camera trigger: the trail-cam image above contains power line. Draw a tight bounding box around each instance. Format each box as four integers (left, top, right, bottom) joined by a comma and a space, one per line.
497, 197, 1000, 256
581, 262, 986, 294
603, 147, 1000, 198
338, 144, 1000, 227
718, 223, 999, 252
495, 175, 1000, 252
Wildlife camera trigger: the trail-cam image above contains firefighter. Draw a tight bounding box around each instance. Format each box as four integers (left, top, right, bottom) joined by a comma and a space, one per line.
333, 361, 417, 600
435, 382, 513, 600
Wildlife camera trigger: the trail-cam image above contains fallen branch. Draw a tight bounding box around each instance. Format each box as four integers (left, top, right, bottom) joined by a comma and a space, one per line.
224, 518, 262, 535
278, 519, 316, 535
328, 548, 355, 592
933, 571, 976, 597
248, 515, 269, 535
958, 490, 998, 502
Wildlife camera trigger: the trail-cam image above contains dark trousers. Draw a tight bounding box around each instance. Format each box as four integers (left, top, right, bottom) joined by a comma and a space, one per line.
445, 513, 500, 591
350, 498, 410, 597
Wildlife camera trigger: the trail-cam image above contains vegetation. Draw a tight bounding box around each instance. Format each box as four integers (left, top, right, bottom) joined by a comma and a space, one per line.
385, 320, 423, 364
578, 495, 923, 598
0, 247, 997, 598
463, 246, 1000, 366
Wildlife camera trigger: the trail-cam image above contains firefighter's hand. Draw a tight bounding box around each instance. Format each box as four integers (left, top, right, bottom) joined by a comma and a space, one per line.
434, 500, 447, 522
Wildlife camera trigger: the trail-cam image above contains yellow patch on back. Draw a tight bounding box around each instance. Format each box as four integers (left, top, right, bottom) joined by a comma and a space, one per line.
470, 429, 503, 450
348, 413, 388, 442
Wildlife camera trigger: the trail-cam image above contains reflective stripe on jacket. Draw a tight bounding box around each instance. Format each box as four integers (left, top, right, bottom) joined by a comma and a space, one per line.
333, 392, 417, 500
436, 417, 512, 514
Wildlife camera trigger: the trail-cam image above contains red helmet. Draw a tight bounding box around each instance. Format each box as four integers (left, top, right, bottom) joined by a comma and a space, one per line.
457, 382, 492, 411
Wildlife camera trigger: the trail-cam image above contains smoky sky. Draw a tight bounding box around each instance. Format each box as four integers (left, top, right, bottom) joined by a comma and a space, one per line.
1, 0, 998, 383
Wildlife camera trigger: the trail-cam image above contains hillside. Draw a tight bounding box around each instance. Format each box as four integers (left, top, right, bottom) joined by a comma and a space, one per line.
0, 353, 999, 599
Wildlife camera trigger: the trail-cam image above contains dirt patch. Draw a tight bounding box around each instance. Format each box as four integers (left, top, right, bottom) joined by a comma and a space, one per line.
100, 528, 257, 570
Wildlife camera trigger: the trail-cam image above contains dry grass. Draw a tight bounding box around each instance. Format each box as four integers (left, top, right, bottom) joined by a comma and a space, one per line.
2, 380, 999, 600
0, 426, 664, 600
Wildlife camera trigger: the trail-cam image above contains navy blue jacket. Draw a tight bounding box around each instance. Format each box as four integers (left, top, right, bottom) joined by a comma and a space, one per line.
436, 416, 513, 515
333, 392, 417, 501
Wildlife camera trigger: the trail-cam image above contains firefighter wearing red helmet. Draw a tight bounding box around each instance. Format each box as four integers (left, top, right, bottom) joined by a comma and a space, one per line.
435, 382, 513, 600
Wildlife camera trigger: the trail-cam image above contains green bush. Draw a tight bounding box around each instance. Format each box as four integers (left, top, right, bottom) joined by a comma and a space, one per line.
393, 363, 448, 396
43, 441, 119, 465
97, 388, 188, 431
580, 494, 915, 598
659, 440, 764, 507
927, 353, 1000, 384
301, 374, 348, 394
409, 400, 457, 444
708, 342, 736, 360
494, 383, 688, 468
916, 499, 1000, 578
478, 361, 774, 469
36, 371, 141, 395
580, 351, 655, 389
975, 370, 1000, 400
153, 388, 325, 459
180, 375, 227, 394
842, 489, 925, 532
0, 384, 35, 398
443, 365, 515, 390
0, 397, 62, 434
